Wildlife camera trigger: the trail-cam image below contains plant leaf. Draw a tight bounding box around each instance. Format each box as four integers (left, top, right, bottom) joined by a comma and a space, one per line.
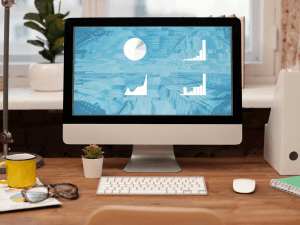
27, 40, 44, 48
48, 18, 65, 36
46, 18, 65, 44
61, 11, 70, 19
24, 21, 46, 35
35, 0, 54, 19
51, 37, 64, 55
39, 49, 53, 62
45, 32, 59, 45
45, 13, 69, 28
24, 13, 45, 27
36, 36, 49, 48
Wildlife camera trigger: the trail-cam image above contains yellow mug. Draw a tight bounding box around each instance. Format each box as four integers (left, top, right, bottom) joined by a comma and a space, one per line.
0, 153, 36, 188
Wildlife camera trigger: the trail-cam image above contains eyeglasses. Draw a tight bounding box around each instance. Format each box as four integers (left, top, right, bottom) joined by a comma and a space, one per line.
21, 183, 78, 203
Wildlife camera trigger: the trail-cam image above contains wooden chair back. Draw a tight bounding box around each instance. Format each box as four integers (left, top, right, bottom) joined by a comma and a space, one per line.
86, 205, 225, 225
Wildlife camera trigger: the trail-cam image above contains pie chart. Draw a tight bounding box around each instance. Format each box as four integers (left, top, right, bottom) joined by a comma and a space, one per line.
10, 193, 25, 203
124, 38, 146, 61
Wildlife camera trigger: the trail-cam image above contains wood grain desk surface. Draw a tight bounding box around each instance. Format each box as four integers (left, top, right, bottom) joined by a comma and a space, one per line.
1, 157, 300, 225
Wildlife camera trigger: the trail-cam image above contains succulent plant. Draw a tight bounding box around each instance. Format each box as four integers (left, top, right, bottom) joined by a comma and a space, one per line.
82, 145, 104, 159
23, 0, 69, 63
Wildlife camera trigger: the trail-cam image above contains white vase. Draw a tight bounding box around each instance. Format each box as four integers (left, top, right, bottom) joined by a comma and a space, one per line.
82, 157, 104, 179
28, 63, 63, 92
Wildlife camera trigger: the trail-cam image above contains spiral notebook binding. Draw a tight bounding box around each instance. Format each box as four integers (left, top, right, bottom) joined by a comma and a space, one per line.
270, 179, 300, 197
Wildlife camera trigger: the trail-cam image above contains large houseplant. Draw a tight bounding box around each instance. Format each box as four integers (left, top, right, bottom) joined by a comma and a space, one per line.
24, 0, 69, 91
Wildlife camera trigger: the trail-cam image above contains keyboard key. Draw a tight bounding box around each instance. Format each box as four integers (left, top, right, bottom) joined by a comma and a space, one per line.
99, 187, 108, 190
113, 190, 120, 194
97, 190, 105, 193
120, 190, 129, 194
167, 190, 176, 194
197, 187, 206, 191
105, 190, 113, 194
130, 190, 166, 194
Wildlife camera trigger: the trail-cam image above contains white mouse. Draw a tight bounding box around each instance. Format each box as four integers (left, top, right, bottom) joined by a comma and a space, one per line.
233, 179, 255, 194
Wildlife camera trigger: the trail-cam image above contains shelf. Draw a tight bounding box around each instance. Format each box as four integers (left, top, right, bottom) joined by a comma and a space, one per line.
242, 84, 275, 108
0, 84, 275, 110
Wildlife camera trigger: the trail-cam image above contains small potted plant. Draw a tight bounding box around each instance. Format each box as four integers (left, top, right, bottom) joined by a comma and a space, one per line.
23, 0, 69, 91
82, 145, 105, 179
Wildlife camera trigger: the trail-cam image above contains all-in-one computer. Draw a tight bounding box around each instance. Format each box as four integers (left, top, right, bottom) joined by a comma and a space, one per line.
63, 18, 242, 195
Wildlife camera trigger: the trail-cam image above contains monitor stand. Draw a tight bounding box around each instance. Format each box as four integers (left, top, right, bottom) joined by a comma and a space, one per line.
123, 145, 181, 173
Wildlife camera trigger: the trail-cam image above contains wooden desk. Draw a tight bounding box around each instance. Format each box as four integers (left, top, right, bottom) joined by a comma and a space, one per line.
1, 157, 300, 225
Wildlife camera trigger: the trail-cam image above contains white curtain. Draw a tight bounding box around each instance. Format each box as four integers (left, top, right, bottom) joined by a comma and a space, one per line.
281, 0, 300, 70
83, 0, 106, 17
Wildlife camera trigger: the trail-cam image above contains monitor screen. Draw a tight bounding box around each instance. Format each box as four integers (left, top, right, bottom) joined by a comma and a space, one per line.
73, 26, 232, 116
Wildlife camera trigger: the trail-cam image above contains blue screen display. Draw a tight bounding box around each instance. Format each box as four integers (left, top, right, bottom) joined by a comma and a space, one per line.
73, 27, 232, 116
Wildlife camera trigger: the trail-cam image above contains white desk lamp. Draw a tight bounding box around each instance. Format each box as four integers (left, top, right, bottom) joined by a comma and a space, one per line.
0, 0, 42, 173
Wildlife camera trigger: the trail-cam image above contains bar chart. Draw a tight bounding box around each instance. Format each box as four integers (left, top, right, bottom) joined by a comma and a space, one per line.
180, 74, 206, 96
181, 40, 206, 61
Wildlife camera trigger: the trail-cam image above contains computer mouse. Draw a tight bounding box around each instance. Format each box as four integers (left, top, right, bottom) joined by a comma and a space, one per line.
233, 179, 255, 194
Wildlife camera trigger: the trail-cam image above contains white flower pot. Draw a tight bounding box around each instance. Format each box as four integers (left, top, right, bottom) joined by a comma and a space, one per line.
28, 63, 63, 91
82, 157, 104, 179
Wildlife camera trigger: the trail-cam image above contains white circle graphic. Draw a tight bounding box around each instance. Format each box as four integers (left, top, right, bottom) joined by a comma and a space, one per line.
124, 38, 146, 61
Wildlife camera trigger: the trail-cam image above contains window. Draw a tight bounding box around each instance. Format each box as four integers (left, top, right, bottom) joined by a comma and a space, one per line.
108, 0, 258, 62
3, 0, 279, 82
0, 0, 83, 75
106, 0, 280, 82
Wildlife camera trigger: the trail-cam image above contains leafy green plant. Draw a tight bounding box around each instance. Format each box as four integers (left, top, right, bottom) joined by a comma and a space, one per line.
82, 145, 104, 159
23, 0, 69, 63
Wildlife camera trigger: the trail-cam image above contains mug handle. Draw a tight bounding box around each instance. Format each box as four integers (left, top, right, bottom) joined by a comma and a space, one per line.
0, 161, 8, 184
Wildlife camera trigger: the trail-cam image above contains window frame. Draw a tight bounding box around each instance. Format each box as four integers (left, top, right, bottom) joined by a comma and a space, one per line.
1, 0, 280, 85
245, 0, 279, 84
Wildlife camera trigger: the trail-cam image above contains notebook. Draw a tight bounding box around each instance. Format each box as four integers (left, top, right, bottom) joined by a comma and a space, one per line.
0, 177, 62, 212
270, 176, 300, 197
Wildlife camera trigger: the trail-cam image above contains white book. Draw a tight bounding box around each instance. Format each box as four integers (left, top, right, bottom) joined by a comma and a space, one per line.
0, 178, 62, 212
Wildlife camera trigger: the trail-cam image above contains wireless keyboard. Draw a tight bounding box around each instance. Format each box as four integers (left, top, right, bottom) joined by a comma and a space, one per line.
96, 176, 207, 195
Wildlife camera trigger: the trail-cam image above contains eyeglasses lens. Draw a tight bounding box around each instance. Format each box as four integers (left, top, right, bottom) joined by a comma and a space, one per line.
55, 184, 77, 198
26, 187, 48, 202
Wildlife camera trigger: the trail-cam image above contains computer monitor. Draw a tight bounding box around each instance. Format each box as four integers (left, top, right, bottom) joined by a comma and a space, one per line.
63, 18, 242, 173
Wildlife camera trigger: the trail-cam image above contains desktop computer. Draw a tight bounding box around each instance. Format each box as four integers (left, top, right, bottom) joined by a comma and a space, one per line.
63, 18, 242, 194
